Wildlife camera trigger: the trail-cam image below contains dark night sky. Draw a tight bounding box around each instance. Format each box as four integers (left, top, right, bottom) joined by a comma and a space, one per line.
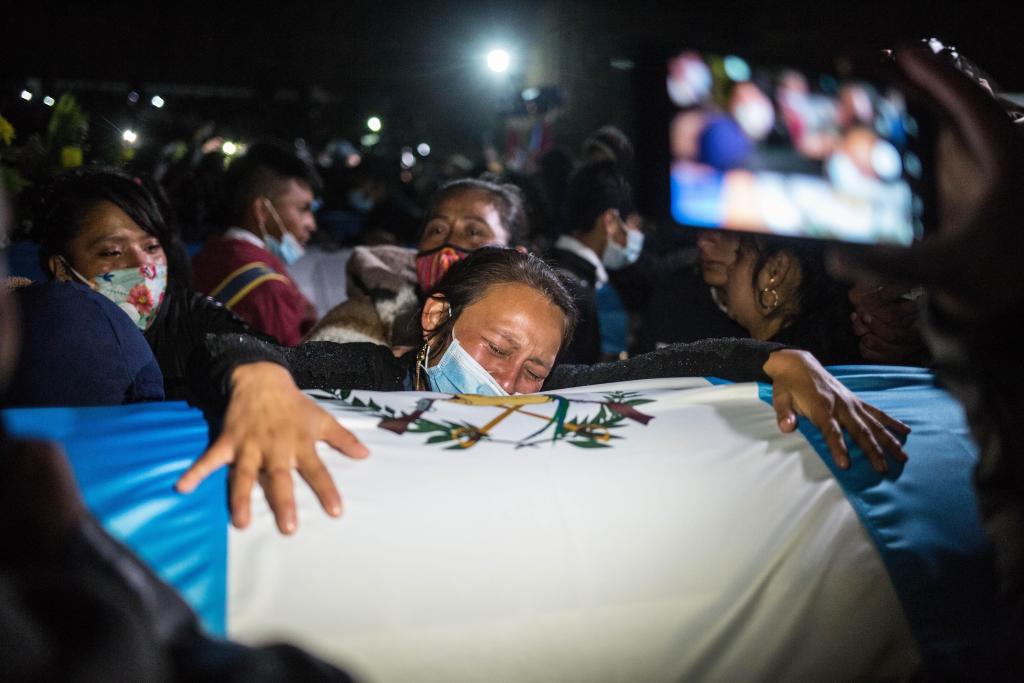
6, 1, 1021, 85
3, 0, 1022, 156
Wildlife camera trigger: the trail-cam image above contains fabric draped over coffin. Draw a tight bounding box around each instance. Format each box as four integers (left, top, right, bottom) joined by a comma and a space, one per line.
2, 367, 1013, 681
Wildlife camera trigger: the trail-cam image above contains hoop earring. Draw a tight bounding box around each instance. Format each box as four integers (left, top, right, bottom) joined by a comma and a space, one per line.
761, 274, 782, 313
758, 286, 781, 311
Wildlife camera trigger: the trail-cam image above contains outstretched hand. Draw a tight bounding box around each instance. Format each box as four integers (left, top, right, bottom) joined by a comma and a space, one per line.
175, 362, 369, 534
763, 349, 909, 472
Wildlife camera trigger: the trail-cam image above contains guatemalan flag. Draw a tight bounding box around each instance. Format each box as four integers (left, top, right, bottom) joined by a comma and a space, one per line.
3, 367, 1017, 681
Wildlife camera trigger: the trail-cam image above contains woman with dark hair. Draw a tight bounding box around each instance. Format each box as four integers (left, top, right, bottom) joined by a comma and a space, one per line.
30, 173, 906, 531
214, 247, 909, 472
307, 176, 528, 347
719, 235, 861, 365
34, 168, 271, 400
32, 167, 369, 535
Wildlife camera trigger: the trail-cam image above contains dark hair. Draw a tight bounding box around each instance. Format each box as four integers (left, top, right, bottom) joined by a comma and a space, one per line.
425, 247, 578, 350
565, 160, 634, 235
223, 141, 322, 225
423, 178, 528, 246
582, 125, 635, 172
740, 235, 851, 354
32, 167, 190, 286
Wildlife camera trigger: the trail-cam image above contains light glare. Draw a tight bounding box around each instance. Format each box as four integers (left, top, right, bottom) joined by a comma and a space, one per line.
122, 129, 138, 144
20, 90, 32, 101
417, 143, 431, 157
366, 116, 382, 132
151, 95, 165, 108
487, 48, 511, 73
43, 96, 55, 107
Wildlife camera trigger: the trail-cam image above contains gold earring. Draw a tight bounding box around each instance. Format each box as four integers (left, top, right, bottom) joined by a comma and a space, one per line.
414, 342, 431, 391
759, 286, 781, 311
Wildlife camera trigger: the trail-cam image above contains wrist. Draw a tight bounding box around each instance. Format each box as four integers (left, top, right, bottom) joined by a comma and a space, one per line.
763, 348, 810, 379
230, 361, 294, 392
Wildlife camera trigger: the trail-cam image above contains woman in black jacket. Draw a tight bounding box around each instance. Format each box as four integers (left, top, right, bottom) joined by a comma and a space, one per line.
33, 171, 907, 536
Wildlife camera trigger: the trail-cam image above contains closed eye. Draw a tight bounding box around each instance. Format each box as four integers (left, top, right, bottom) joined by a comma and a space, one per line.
488, 343, 511, 358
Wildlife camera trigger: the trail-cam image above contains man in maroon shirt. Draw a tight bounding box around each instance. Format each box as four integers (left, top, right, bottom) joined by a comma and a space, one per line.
193, 143, 319, 345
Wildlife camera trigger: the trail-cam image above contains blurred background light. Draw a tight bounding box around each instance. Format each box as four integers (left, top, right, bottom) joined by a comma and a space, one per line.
486, 48, 511, 73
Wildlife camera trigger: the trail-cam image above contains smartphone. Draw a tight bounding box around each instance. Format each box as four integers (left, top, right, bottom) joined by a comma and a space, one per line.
663, 50, 931, 246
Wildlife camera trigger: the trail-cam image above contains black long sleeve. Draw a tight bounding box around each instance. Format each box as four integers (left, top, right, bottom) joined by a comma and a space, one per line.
544, 337, 786, 390
145, 287, 283, 405
192, 334, 409, 411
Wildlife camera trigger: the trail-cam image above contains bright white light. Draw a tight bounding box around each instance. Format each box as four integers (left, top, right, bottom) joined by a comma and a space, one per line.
724, 55, 751, 82
366, 116, 382, 132
122, 129, 138, 144
401, 150, 416, 168
43, 96, 55, 107
487, 48, 511, 73
417, 142, 431, 157
522, 87, 540, 101
20, 90, 32, 101
151, 95, 165, 108
871, 140, 902, 181
222, 140, 238, 156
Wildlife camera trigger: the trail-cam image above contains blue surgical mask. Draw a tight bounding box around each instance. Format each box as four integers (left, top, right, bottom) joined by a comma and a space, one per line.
602, 227, 644, 271
423, 332, 508, 396
265, 230, 305, 265
260, 198, 306, 265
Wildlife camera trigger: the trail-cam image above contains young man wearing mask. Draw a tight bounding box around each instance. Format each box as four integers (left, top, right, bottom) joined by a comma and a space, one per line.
546, 160, 644, 364
192, 142, 320, 346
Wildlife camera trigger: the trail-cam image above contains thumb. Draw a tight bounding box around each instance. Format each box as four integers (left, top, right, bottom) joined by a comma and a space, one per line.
773, 390, 798, 433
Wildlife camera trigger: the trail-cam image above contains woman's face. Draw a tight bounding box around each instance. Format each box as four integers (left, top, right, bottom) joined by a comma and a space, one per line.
721, 246, 799, 340
419, 189, 509, 252
55, 201, 167, 282
721, 247, 760, 333
696, 230, 740, 288
426, 282, 564, 394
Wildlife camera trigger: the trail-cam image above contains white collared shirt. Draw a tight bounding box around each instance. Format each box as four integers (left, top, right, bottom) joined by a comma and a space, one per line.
224, 227, 266, 249
553, 234, 608, 288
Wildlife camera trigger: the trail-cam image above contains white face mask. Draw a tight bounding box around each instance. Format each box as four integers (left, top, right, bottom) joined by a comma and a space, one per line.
260, 198, 305, 265
602, 227, 645, 271
733, 101, 775, 141
423, 331, 508, 396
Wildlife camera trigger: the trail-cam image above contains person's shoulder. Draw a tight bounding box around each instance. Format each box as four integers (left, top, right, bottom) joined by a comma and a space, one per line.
546, 248, 596, 287
17, 280, 123, 322
195, 234, 279, 271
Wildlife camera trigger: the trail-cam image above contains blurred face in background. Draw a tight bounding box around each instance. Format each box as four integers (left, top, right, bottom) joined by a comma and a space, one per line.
418, 188, 509, 252
264, 179, 316, 245
416, 188, 511, 292
696, 230, 741, 288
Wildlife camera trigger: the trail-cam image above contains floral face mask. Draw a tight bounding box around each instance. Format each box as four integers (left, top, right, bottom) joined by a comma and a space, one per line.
64, 258, 167, 331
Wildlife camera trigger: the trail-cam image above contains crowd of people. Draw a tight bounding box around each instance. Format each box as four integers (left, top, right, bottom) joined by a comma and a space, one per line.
2, 42, 1023, 678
